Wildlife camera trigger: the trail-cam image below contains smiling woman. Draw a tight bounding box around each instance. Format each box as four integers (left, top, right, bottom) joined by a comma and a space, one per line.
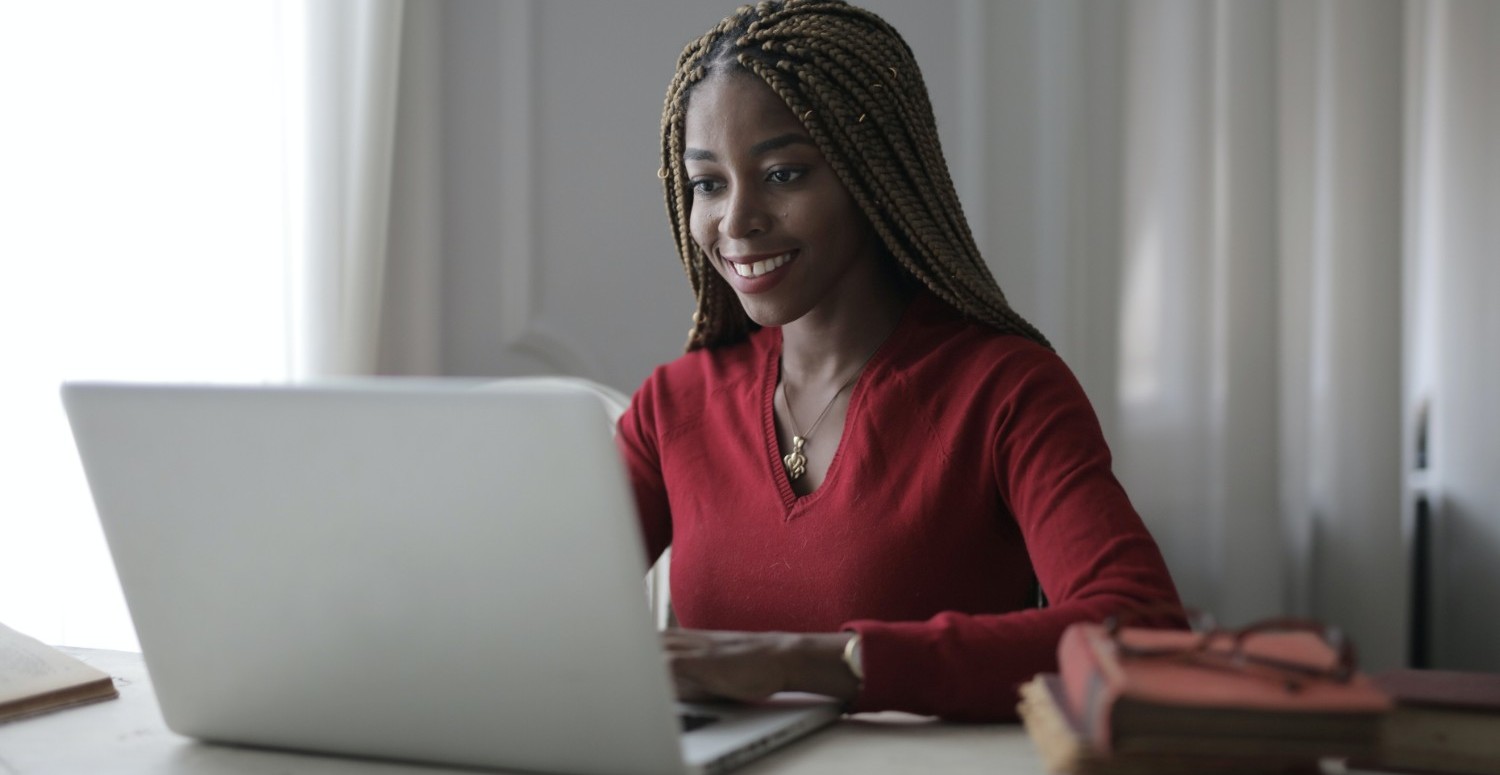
617, 0, 1184, 721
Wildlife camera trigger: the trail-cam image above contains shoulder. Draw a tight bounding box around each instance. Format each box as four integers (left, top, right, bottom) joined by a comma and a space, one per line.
879, 296, 1117, 500
628, 327, 773, 436
639, 329, 769, 398
871, 293, 1102, 461
882, 293, 1073, 401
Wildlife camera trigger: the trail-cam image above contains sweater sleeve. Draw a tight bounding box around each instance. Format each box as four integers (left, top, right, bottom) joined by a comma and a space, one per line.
841, 351, 1182, 721
616, 370, 673, 567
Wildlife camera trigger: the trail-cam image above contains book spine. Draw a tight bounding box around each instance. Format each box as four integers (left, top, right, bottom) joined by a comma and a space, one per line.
1057, 624, 1120, 754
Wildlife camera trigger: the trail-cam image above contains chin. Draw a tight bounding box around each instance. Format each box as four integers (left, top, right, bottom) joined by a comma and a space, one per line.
736, 298, 803, 329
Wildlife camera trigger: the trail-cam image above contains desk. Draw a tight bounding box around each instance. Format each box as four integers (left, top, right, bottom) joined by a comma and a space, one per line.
0, 649, 1046, 774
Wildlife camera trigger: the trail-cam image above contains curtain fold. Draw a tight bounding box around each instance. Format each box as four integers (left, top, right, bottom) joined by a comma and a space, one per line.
975, 0, 1419, 668
292, 0, 406, 378
1111, 0, 1308, 634
1279, 0, 1405, 669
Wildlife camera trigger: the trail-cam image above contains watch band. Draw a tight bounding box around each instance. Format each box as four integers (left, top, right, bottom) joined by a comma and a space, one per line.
841, 632, 864, 682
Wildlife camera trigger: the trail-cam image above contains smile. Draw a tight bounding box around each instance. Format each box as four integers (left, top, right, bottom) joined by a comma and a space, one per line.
729, 251, 795, 278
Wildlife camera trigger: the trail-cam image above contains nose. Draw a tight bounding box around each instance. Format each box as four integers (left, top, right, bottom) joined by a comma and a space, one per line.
719, 184, 770, 239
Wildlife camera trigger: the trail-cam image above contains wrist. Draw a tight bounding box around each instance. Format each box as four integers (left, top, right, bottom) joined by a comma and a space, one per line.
775, 632, 862, 701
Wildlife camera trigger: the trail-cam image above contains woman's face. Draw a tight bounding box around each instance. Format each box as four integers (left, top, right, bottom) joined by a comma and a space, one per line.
683, 71, 880, 329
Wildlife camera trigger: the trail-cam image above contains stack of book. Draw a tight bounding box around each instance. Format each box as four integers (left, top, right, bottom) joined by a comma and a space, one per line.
1361, 669, 1500, 774
1019, 618, 1393, 774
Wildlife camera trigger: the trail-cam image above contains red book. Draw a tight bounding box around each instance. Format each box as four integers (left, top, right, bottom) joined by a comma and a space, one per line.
1019, 674, 1326, 774
1056, 621, 1392, 760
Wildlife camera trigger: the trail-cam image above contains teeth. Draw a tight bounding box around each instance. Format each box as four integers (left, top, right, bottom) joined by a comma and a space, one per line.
732, 252, 793, 278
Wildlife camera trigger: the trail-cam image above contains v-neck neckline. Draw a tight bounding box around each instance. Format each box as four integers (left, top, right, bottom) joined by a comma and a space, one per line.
758, 297, 922, 518
761, 344, 855, 515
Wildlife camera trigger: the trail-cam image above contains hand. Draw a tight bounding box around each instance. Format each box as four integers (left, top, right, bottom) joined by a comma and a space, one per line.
662, 629, 860, 704
662, 629, 795, 702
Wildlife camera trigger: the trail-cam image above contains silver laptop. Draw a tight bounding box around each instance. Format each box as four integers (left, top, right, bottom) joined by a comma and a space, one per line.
61, 380, 839, 775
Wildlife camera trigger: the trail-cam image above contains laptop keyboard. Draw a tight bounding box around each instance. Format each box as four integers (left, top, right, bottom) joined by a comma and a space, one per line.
679, 711, 720, 732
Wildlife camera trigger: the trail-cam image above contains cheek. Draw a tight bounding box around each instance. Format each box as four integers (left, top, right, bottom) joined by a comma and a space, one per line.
688, 205, 712, 251
829, 198, 871, 250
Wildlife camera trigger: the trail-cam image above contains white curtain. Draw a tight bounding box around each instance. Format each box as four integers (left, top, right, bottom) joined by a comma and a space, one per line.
291, 0, 412, 378
971, 0, 1498, 671
1114, 0, 1312, 633
1114, 0, 1407, 666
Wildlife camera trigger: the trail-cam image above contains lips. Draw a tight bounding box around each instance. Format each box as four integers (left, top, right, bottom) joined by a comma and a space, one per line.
719, 250, 798, 294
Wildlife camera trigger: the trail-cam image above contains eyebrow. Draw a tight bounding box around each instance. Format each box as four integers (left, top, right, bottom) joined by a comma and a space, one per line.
683, 133, 817, 162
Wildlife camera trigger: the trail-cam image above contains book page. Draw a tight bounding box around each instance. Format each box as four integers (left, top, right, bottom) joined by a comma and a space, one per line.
0, 622, 112, 704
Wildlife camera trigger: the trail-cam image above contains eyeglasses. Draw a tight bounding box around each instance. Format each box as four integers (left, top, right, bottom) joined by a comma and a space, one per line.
1102, 604, 1358, 693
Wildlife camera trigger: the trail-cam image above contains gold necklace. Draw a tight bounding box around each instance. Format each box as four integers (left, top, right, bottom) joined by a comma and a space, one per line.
779, 358, 874, 481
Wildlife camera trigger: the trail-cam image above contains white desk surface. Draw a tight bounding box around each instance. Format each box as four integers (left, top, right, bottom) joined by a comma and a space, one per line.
0, 648, 1047, 775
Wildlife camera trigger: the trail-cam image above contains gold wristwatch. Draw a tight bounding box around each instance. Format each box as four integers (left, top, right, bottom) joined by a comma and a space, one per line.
841, 632, 864, 682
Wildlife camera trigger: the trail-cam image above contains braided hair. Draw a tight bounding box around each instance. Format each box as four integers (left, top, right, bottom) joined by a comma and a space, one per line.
661, 0, 1050, 351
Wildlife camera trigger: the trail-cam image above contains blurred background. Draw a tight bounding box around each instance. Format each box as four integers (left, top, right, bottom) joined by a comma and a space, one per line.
2, 0, 1495, 678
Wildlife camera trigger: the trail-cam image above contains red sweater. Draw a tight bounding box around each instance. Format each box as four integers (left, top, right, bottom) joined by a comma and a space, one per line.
616, 292, 1181, 720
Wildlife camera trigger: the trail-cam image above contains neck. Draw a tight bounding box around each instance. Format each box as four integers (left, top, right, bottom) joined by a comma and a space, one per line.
779, 269, 911, 386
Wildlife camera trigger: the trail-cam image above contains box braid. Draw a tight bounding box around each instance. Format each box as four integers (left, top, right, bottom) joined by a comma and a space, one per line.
662, 0, 1050, 351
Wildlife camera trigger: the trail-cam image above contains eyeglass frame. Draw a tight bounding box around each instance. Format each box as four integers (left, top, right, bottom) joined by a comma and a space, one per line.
1101, 604, 1359, 692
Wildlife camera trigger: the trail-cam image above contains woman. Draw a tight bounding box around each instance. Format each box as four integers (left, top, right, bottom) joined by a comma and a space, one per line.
616, 0, 1181, 721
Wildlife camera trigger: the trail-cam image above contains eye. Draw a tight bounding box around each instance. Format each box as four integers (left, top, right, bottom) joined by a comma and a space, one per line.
690, 178, 723, 196
767, 167, 805, 184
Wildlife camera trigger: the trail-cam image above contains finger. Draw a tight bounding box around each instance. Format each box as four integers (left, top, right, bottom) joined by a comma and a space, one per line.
670, 654, 773, 704
673, 679, 715, 702
662, 630, 716, 656
666, 654, 717, 701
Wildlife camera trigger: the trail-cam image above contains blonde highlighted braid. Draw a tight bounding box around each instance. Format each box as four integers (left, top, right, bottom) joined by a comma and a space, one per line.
662, 0, 1049, 351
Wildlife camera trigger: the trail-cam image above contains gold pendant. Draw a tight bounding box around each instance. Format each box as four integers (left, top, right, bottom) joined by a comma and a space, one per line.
783, 435, 808, 480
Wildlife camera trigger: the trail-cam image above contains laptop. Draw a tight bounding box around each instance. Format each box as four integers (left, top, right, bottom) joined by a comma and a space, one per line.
61, 380, 840, 775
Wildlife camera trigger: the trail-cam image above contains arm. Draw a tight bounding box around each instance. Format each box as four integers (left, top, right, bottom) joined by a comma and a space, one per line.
616, 370, 673, 566
841, 351, 1183, 720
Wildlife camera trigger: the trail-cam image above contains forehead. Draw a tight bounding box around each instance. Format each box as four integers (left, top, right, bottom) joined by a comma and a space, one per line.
683, 71, 807, 152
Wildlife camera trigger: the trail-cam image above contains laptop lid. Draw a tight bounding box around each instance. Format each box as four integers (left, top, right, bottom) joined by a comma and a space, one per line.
62, 380, 694, 775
